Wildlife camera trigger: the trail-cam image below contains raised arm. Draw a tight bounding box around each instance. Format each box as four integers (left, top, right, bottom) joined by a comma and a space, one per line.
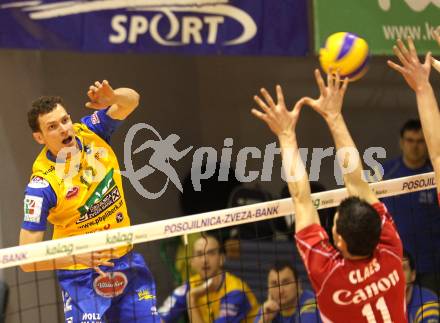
252, 85, 320, 232
303, 70, 379, 204
387, 37, 440, 193
86, 80, 140, 120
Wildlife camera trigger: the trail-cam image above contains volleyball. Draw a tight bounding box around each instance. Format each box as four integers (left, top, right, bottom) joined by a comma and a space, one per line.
319, 32, 370, 81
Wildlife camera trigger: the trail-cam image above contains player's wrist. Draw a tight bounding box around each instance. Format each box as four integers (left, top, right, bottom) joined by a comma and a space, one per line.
414, 82, 433, 95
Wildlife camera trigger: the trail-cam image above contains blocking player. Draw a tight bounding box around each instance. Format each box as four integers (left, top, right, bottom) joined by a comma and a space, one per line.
20, 81, 158, 322
403, 251, 440, 322
159, 234, 259, 323
255, 261, 320, 323
387, 35, 440, 201
252, 70, 406, 322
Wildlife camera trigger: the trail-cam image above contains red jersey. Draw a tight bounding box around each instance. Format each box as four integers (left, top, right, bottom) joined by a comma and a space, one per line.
295, 203, 406, 323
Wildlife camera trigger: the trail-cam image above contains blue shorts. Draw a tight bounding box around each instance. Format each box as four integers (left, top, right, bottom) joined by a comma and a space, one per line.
57, 252, 158, 323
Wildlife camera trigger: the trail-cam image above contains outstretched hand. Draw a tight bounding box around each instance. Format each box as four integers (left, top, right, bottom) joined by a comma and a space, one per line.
251, 85, 304, 138
86, 80, 116, 109
387, 37, 432, 92
302, 69, 348, 122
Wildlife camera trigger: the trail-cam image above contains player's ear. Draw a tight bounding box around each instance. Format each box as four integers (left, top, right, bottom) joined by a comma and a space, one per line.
32, 132, 45, 145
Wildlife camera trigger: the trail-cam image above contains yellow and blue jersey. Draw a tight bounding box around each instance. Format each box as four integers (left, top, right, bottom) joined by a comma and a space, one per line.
22, 108, 131, 269
254, 289, 321, 323
159, 272, 259, 323
407, 285, 440, 323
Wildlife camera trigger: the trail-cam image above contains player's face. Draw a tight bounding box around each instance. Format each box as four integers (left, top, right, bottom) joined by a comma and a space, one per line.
32, 105, 77, 157
267, 267, 298, 307
191, 237, 223, 280
400, 130, 427, 166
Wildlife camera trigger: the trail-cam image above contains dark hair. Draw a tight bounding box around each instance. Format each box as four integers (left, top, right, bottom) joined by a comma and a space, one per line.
268, 260, 298, 281
400, 119, 422, 138
336, 197, 381, 256
198, 231, 225, 254
28, 96, 64, 132
403, 250, 415, 271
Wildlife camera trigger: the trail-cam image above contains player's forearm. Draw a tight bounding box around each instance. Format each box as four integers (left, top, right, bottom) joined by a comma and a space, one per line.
326, 114, 369, 194
20, 255, 77, 272
415, 84, 440, 162
278, 133, 319, 231
108, 88, 140, 120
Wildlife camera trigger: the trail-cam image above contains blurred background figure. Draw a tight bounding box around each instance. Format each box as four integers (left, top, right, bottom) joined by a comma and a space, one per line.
381, 119, 440, 294
159, 233, 259, 323
403, 250, 440, 323
255, 261, 320, 323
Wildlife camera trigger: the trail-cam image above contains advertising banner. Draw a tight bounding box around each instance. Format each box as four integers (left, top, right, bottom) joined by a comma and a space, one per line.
314, 0, 440, 55
0, 0, 309, 55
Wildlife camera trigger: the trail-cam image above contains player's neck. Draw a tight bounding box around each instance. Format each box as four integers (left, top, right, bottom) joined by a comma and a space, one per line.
342, 250, 370, 260
402, 155, 426, 169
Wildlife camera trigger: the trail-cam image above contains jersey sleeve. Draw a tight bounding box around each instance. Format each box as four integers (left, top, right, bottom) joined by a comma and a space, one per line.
80, 108, 122, 143
373, 202, 403, 258
295, 224, 339, 292
158, 284, 189, 323
22, 176, 57, 231
214, 290, 251, 323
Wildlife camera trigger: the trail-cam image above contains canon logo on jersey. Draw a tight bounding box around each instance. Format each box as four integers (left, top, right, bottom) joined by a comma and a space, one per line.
332, 270, 400, 305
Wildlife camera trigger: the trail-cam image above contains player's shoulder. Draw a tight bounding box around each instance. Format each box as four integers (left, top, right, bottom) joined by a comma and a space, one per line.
224, 272, 250, 290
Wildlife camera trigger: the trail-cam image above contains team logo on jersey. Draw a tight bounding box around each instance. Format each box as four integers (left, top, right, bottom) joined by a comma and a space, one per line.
24, 195, 43, 223
91, 112, 100, 125
28, 176, 49, 189
137, 289, 155, 301
93, 272, 127, 298
66, 186, 79, 199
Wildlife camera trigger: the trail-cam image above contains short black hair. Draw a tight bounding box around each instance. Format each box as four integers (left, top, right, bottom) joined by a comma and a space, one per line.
403, 250, 415, 271
28, 96, 64, 132
400, 119, 422, 138
268, 260, 298, 281
336, 196, 382, 257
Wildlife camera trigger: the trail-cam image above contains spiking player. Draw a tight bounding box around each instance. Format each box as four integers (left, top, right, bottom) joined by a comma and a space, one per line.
252, 70, 406, 322
20, 80, 158, 323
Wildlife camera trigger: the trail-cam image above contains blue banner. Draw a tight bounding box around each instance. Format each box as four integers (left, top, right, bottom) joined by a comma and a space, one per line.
0, 0, 309, 56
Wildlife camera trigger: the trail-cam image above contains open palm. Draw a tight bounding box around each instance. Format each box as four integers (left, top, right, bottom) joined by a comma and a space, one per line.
252, 85, 304, 137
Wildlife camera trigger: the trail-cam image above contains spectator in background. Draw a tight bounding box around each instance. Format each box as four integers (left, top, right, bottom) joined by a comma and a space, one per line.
403, 250, 440, 322
255, 261, 320, 323
381, 119, 440, 293
159, 233, 259, 323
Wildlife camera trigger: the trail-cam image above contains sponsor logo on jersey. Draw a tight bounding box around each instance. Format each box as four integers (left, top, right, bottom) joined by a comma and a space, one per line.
76, 186, 121, 223
28, 176, 50, 188
24, 195, 43, 223
66, 186, 80, 199
91, 112, 100, 125
93, 272, 127, 298
137, 289, 155, 301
